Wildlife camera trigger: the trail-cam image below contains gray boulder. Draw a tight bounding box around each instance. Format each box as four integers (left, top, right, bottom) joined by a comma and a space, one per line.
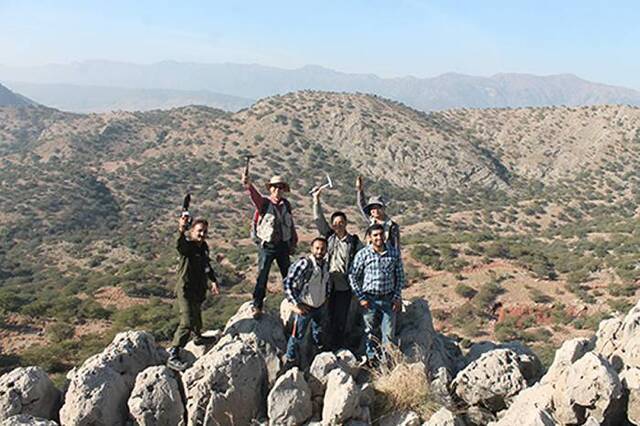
452, 349, 532, 412
378, 410, 421, 426
308, 352, 342, 397
541, 338, 591, 385
553, 352, 622, 424
322, 369, 359, 425
0, 367, 60, 421
183, 329, 222, 362
182, 339, 267, 426
423, 407, 466, 426
267, 367, 312, 426
629, 387, 640, 425
0, 415, 58, 426
127, 366, 184, 426
59, 331, 166, 426
490, 407, 556, 426
490, 382, 553, 425
222, 301, 287, 385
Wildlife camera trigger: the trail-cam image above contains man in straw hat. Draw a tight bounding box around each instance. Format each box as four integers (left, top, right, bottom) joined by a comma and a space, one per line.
355, 175, 401, 250
242, 171, 298, 318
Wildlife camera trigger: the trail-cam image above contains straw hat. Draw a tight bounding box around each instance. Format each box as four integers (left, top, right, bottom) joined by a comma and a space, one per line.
266, 175, 290, 192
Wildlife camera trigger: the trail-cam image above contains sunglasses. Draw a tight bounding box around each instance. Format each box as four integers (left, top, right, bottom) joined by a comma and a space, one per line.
271, 184, 287, 190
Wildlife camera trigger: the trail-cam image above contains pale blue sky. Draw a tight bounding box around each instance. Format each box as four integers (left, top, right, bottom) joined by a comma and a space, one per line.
1, 0, 638, 88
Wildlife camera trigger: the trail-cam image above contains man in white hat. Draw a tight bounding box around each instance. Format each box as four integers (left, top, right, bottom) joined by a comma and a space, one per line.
242, 171, 298, 318
355, 175, 401, 250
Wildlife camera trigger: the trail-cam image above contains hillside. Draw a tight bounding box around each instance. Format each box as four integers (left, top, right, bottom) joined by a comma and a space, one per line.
0, 83, 37, 107
0, 91, 639, 380
3, 61, 640, 111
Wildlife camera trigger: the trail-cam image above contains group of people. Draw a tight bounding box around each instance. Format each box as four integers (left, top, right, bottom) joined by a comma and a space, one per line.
166, 172, 405, 372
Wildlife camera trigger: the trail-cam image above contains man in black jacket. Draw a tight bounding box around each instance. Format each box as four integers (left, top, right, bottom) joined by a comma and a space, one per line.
168, 215, 220, 371
313, 187, 363, 349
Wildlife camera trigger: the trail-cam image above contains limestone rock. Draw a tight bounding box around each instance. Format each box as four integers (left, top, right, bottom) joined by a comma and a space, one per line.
553, 352, 622, 424
452, 349, 530, 412
127, 366, 184, 426
0, 367, 60, 421
0, 415, 58, 426
465, 340, 544, 382
182, 339, 267, 426
491, 382, 553, 424
59, 331, 166, 426
221, 301, 287, 385
423, 407, 466, 426
280, 299, 296, 334
183, 329, 222, 361
541, 338, 591, 385
308, 352, 341, 397
335, 349, 359, 377
629, 387, 640, 425
322, 369, 359, 425
267, 367, 312, 426
378, 410, 420, 426
489, 407, 556, 426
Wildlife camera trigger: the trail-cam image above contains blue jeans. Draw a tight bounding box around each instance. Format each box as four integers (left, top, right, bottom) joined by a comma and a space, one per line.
253, 241, 291, 309
362, 294, 397, 361
285, 305, 324, 360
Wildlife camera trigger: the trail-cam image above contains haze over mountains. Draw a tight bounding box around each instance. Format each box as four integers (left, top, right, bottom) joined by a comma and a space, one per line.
2, 60, 640, 113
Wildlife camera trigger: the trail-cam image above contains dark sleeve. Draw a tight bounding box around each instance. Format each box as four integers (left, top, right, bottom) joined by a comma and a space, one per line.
206, 248, 218, 284
348, 251, 366, 301
313, 198, 332, 237
391, 222, 401, 252
393, 252, 406, 302
356, 188, 370, 224
176, 233, 193, 257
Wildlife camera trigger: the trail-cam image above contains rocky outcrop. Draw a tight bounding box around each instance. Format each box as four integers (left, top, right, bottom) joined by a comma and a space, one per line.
59, 331, 166, 426
221, 301, 287, 385
0, 415, 58, 426
322, 369, 359, 425
378, 410, 421, 426
424, 407, 466, 426
182, 339, 267, 426
267, 367, 312, 426
127, 366, 184, 426
0, 367, 60, 421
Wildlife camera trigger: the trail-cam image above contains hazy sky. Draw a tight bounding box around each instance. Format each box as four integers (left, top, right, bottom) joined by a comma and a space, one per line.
1, 0, 639, 88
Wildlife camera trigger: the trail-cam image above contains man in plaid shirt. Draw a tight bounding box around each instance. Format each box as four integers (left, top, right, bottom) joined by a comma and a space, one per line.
349, 223, 405, 364
283, 237, 330, 365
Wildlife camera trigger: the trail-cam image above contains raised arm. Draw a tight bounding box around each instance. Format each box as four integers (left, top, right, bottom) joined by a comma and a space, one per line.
176, 216, 193, 257
355, 175, 369, 224
242, 170, 266, 211
313, 190, 332, 237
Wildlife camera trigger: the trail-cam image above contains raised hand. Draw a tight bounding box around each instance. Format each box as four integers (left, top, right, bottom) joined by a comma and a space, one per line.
356, 175, 363, 191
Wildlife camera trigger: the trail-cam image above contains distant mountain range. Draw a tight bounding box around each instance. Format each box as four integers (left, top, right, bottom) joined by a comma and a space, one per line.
0, 82, 37, 107
2, 60, 640, 112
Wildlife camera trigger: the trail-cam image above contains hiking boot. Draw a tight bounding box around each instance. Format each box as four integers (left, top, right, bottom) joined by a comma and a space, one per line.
251, 304, 263, 319
282, 357, 297, 371
166, 347, 188, 372
193, 335, 217, 346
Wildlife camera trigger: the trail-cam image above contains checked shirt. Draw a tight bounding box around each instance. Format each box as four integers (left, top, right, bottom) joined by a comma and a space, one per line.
348, 243, 405, 302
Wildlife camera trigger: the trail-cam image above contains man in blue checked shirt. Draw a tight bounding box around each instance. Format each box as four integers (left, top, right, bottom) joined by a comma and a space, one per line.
283, 237, 330, 366
349, 223, 405, 365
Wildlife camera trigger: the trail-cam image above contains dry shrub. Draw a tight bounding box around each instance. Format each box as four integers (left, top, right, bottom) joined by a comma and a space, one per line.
370, 345, 440, 420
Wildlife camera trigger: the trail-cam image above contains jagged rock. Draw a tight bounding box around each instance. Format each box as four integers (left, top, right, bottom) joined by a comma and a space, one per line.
553, 352, 622, 424
423, 407, 466, 426
0, 415, 58, 425
127, 366, 184, 426
465, 341, 544, 382
629, 387, 640, 425
491, 382, 553, 424
594, 317, 624, 359
452, 349, 532, 412
308, 352, 341, 397
620, 367, 640, 389
0, 367, 60, 421
182, 339, 267, 426
489, 407, 556, 426
464, 406, 496, 425
221, 301, 287, 385
541, 338, 591, 385
351, 405, 371, 423
267, 367, 312, 426
335, 349, 359, 377
378, 410, 421, 426
183, 329, 222, 360
59, 331, 165, 426
595, 300, 640, 370
322, 369, 359, 425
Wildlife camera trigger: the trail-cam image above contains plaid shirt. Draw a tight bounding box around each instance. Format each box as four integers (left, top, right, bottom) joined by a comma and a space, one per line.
284, 256, 330, 306
348, 244, 405, 302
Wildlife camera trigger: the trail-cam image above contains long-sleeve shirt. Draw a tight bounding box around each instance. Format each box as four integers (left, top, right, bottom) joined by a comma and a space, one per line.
313, 198, 364, 291
247, 183, 298, 247
356, 188, 401, 250
348, 243, 405, 303
176, 233, 218, 302
284, 256, 330, 307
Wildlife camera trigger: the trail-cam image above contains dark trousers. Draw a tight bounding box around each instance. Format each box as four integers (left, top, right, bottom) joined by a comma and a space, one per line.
253, 241, 291, 309
329, 290, 352, 349
285, 305, 324, 360
172, 296, 203, 348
